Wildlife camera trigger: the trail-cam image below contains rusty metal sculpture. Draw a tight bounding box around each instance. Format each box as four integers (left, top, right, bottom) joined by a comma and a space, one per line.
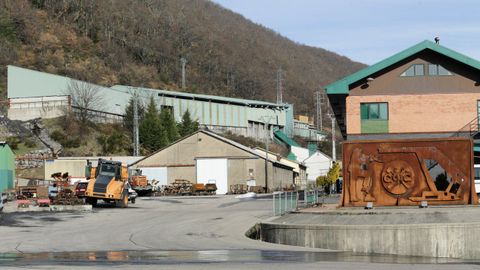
341, 138, 478, 207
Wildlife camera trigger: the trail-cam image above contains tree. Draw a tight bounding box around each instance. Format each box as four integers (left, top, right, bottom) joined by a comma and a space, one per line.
178, 110, 199, 137
160, 108, 179, 142
316, 162, 340, 193
66, 79, 105, 124
139, 97, 168, 153
124, 96, 145, 134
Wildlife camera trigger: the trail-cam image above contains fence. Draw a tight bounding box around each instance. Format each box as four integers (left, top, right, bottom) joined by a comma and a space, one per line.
273, 190, 321, 216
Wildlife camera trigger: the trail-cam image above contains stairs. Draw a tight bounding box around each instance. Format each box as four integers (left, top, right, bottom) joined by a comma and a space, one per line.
452, 117, 480, 139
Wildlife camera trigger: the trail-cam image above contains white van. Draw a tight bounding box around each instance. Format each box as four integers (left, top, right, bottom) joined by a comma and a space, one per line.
475, 164, 480, 195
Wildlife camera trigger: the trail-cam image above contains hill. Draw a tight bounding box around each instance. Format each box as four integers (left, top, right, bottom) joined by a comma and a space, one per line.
0, 0, 365, 116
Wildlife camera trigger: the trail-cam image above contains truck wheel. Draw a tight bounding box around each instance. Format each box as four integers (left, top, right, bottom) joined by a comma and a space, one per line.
116, 192, 129, 208
86, 197, 97, 207
131, 198, 136, 204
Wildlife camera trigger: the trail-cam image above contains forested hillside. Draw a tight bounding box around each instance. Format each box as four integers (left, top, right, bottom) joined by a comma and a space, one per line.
0, 0, 365, 115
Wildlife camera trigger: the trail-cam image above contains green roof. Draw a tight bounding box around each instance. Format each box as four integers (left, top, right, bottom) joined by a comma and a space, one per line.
325, 40, 480, 94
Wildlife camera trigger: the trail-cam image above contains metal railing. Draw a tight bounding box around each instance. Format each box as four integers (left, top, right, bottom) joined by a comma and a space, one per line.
273, 191, 298, 216
272, 190, 321, 216
452, 117, 479, 138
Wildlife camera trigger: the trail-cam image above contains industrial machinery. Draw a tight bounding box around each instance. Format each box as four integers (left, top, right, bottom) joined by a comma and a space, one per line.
341, 137, 478, 207
129, 168, 153, 196
84, 159, 129, 207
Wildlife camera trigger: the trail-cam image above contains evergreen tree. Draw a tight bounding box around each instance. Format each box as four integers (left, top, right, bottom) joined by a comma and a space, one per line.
178, 110, 199, 137
124, 96, 145, 133
139, 97, 168, 153
160, 108, 180, 142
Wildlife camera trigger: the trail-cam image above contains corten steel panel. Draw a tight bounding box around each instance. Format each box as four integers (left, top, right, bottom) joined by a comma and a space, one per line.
341, 138, 478, 207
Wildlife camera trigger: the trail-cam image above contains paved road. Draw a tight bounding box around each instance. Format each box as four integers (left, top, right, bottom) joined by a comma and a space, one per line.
0, 195, 479, 269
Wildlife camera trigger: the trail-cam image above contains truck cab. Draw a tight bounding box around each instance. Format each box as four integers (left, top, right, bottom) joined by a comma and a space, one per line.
84, 159, 129, 207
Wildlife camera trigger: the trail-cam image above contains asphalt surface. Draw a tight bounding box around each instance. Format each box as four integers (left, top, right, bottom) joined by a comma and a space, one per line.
0, 195, 479, 269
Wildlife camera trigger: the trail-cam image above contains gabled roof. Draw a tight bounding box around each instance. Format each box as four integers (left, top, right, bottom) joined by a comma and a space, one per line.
129, 129, 295, 170
325, 40, 480, 95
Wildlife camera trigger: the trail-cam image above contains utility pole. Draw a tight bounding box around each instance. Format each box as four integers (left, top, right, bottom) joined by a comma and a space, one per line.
276, 68, 284, 104
261, 115, 275, 192
328, 113, 336, 161
315, 90, 324, 131
133, 93, 140, 156
180, 57, 187, 89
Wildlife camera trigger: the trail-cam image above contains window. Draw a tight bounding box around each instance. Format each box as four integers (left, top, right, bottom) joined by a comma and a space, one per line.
401, 64, 424, 77
428, 64, 453, 76
360, 103, 388, 120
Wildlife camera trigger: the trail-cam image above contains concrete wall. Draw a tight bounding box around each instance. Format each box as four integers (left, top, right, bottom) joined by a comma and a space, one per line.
346, 92, 480, 135
44, 159, 87, 180
261, 222, 480, 259
8, 96, 69, 121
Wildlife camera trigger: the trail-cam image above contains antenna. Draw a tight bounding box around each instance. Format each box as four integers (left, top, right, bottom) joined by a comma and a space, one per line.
276, 68, 284, 104
315, 89, 325, 131
127, 87, 140, 156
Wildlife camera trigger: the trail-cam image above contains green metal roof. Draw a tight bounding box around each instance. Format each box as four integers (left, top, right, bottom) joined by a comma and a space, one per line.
325, 40, 480, 94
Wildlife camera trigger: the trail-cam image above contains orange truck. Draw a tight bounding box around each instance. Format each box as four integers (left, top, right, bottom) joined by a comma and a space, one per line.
84, 159, 129, 207
129, 169, 153, 196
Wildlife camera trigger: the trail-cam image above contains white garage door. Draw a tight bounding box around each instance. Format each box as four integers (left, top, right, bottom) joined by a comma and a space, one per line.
138, 167, 167, 186
196, 158, 228, 194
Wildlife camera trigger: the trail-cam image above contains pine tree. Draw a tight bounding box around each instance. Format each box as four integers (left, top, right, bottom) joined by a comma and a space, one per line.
160, 108, 180, 142
139, 97, 168, 153
178, 110, 199, 137
124, 96, 145, 133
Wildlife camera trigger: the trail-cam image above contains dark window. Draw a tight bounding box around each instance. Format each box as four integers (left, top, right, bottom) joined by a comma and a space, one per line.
360, 103, 388, 120
401, 64, 424, 77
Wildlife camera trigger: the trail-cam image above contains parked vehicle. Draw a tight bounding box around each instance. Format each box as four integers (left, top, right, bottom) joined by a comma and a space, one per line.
75, 181, 89, 198
126, 182, 137, 204
84, 159, 129, 208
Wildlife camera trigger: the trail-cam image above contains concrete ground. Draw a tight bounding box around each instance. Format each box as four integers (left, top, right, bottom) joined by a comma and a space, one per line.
0, 195, 479, 269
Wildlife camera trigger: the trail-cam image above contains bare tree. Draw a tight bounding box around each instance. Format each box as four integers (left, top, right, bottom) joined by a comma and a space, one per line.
66, 80, 105, 124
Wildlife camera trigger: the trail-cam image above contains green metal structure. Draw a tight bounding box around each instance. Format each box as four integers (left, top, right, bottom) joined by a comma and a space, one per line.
0, 142, 15, 193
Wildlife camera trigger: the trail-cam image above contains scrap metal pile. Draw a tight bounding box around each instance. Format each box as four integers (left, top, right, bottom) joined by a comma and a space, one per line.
341, 137, 478, 207
50, 172, 84, 205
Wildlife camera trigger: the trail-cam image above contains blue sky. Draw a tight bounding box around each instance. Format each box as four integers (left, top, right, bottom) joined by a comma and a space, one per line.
211, 0, 480, 65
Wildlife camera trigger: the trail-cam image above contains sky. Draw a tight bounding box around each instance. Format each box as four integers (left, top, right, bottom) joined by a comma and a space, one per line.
211, 0, 480, 65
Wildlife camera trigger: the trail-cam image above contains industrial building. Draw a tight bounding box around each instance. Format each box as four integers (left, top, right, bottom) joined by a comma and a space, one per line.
130, 130, 296, 194
325, 40, 480, 141
0, 142, 15, 193
6, 65, 323, 140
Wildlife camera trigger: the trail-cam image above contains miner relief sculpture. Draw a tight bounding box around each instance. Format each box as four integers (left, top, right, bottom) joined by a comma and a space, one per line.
341, 138, 478, 207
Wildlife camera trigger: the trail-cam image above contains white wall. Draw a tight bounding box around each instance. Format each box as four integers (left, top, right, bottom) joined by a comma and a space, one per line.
304, 152, 332, 181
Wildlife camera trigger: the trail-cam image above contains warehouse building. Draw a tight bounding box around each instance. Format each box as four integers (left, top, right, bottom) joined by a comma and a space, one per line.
0, 142, 15, 193
130, 130, 295, 194
7, 65, 305, 140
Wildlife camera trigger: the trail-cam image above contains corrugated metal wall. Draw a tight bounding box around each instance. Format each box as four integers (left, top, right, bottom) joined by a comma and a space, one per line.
0, 144, 15, 193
